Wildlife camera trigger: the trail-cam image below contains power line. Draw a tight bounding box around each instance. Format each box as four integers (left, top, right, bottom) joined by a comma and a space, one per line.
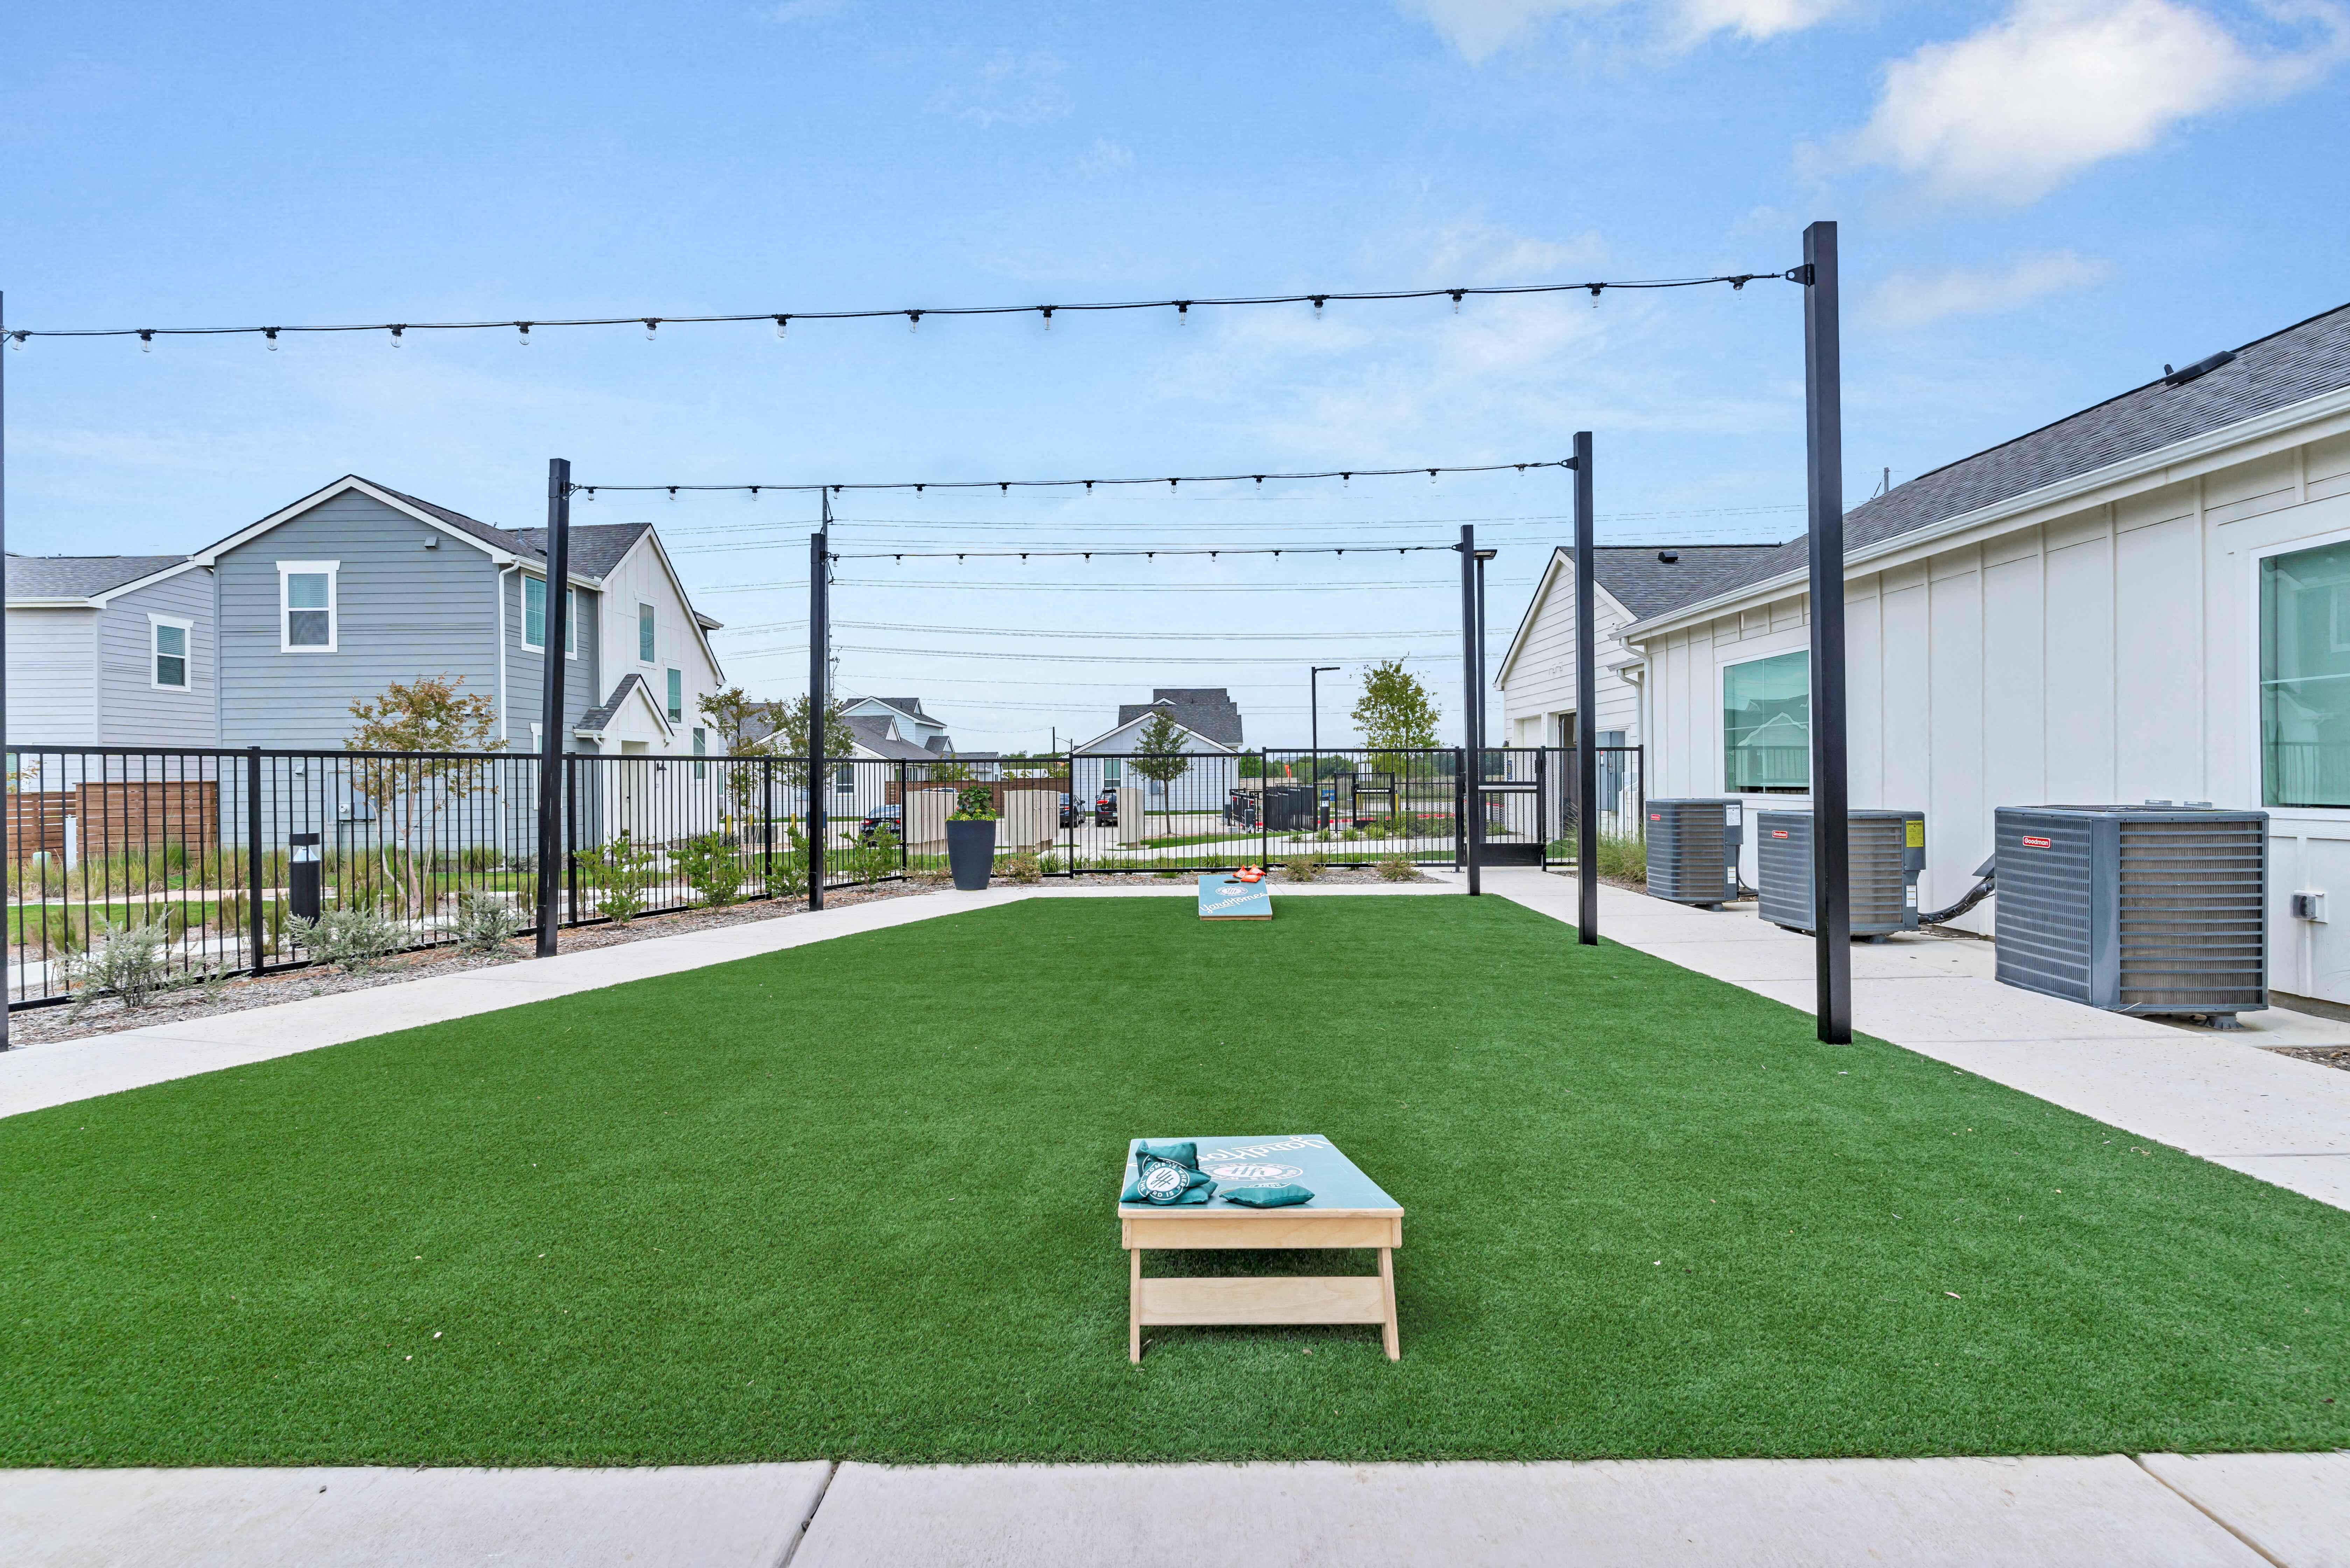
716, 618, 1461, 640
4, 269, 1795, 345
576, 458, 1571, 499
736, 641, 1455, 665
699, 575, 1539, 594
830, 542, 1456, 561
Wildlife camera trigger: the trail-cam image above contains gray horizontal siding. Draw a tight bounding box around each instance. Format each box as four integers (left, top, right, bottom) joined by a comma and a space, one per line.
503, 570, 603, 749
217, 492, 503, 748
97, 569, 218, 747
3, 608, 98, 744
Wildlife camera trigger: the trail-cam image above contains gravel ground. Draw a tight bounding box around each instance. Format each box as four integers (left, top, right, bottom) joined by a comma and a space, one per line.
5, 864, 1438, 1047
2271, 1045, 2350, 1074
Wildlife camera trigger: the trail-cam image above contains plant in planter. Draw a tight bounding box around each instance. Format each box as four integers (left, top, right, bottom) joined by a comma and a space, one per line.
945, 784, 998, 891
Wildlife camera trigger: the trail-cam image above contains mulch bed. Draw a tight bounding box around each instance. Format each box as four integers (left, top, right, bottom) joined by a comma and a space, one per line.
2271, 1045, 2350, 1074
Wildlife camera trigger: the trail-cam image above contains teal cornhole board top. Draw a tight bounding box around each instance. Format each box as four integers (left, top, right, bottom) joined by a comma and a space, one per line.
1120, 1134, 1401, 1214
1198, 874, 1272, 920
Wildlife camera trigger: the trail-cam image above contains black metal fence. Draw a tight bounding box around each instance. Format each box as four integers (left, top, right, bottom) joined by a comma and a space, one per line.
5, 742, 1644, 1008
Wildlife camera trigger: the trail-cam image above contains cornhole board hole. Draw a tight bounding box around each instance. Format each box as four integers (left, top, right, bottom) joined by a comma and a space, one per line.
1119, 1134, 1403, 1362
1197, 873, 1271, 920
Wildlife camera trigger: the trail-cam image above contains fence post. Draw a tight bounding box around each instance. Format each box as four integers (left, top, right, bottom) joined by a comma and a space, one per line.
1259, 751, 1269, 867
245, 745, 265, 978
762, 757, 775, 895
563, 755, 579, 926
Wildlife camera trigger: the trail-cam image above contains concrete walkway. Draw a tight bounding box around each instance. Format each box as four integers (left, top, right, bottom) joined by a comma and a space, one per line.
9, 1451, 2348, 1566
1474, 867, 2350, 1212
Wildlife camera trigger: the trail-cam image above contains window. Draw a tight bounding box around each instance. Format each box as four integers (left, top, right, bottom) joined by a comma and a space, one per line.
639, 603, 657, 663
1103, 758, 1123, 785
693, 726, 707, 780
665, 668, 683, 722
278, 561, 338, 651
149, 617, 191, 690
2261, 539, 2350, 806
521, 578, 576, 654
833, 762, 854, 792
1724, 650, 1809, 792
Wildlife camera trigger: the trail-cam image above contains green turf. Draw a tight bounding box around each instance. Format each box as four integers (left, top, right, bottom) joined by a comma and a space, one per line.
3, 896, 2344, 1467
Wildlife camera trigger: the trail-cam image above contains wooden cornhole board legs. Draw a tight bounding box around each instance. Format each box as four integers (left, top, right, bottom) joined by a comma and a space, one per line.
1126, 1240, 1401, 1362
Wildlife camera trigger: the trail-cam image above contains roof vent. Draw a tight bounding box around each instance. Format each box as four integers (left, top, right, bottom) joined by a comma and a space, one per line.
2163, 350, 2235, 386
1656, 550, 1679, 564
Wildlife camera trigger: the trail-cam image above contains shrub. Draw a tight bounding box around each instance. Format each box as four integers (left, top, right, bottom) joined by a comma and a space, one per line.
63, 921, 169, 1014
673, 832, 746, 907
216, 892, 289, 958
1037, 852, 1064, 877
949, 785, 997, 821
297, 902, 405, 973
841, 824, 902, 886
1281, 854, 1323, 882
1377, 854, 1417, 882
1598, 831, 1647, 883
14, 905, 86, 954
1002, 850, 1043, 884
452, 892, 524, 954
577, 833, 658, 923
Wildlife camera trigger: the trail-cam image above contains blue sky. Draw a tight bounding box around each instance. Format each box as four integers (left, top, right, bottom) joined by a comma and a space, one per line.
6, 0, 2345, 746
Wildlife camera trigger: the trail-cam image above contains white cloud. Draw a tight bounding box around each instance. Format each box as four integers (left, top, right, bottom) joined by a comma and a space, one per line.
1863, 251, 2114, 329
927, 51, 1073, 128
1841, 0, 2349, 205
1419, 220, 1607, 282
1076, 137, 1134, 177
1399, 0, 1842, 60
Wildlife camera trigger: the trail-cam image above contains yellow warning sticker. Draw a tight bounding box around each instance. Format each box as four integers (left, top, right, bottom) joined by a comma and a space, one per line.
1906, 820, 1925, 848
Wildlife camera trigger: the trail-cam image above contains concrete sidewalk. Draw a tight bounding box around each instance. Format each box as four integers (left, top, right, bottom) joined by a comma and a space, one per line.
1476, 867, 2350, 1212
9, 1451, 2348, 1566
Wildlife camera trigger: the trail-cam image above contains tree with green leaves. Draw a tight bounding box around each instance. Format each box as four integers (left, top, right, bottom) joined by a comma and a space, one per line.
1131, 709, 1194, 790
346, 674, 505, 915
1352, 659, 1441, 771
758, 691, 860, 789
697, 686, 784, 814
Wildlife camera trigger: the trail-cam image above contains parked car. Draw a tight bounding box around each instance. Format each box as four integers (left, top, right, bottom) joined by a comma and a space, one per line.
1059, 793, 1077, 828
1094, 790, 1118, 826
856, 804, 903, 844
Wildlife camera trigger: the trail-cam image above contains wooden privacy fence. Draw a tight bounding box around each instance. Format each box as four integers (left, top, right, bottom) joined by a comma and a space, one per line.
7, 780, 222, 863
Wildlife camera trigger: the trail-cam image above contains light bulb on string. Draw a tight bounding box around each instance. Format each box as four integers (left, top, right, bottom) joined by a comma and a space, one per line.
644, 318, 660, 341
666, 487, 679, 503
264, 328, 280, 352
906, 310, 921, 335
1450, 290, 1464, 315
1176, 301, 1190, 326
139, 330, 153, 354
8, 332, 22, 351
1311, 295, 1326, 321
389, 325, 404, 349
774, 315, 789, 340
517, 323, 532, 347
1040, 306, 1054, 332
1588, 285, 1603, 309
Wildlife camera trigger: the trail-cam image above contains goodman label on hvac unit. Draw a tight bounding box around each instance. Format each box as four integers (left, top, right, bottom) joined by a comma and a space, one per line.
2020, 835, 2053, 848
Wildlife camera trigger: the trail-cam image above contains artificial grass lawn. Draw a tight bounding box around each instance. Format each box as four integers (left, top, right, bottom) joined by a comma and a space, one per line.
3, 896, 2345, 1467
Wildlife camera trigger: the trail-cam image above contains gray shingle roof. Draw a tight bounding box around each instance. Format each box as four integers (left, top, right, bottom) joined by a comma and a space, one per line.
874, 697, 932, 722
511, 523, 653, 582
1117, 688, 1243, 747
575, 673, 655, 734
6, 554, 191, 602
1588, 545, 1788, 619
1631, 299, 2350, 624
840, 713, 939, 761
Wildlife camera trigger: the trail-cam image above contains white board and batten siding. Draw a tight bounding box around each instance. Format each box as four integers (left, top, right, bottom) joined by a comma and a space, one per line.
595, 534, 721, 755
1625, 413, 2350, 1004
1496, 551, 1642, 751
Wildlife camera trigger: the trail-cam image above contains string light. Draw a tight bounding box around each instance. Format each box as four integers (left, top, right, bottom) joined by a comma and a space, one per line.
139, 330, 153, 354
0, 269, 1793, 344
518, 323, 532, 347
572, 457, 1572, 498
390, 325, 405, 348
264, 328, 279, 351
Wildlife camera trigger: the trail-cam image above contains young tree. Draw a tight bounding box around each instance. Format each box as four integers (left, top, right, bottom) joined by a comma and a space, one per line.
1352, 659, 1443, 781
698, 686, 784, 815
1130, 709, 1194, 792
346, 675, 505, 916
758, 691, 860, 789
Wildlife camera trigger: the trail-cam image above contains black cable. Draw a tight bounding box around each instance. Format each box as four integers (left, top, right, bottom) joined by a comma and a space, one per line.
577, 459, 1571, 499
3, 270, 1796, 343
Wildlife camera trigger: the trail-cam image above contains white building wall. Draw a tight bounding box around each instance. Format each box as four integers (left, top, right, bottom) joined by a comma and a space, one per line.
596, 536, 722, 758
1496, 555, 1643, 749
1625, 413, 2350, 999
4, 608, 99, 746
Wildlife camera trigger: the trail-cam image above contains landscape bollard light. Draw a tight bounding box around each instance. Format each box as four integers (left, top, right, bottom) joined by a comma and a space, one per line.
289, 833, 322, 922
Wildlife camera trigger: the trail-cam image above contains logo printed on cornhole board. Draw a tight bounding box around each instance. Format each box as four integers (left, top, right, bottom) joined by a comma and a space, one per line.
1198, 873, 1271, 919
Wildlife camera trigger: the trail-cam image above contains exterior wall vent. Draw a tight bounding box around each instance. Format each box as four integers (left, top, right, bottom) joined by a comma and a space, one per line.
1993, 804, 2267, 1024
1756, 810, 1923, 937
1645, 798, 1742, 908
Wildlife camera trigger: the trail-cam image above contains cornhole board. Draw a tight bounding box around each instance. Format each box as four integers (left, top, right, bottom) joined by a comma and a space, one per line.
1118, 1134, 1402, 1362
1197, 873, 1271, 920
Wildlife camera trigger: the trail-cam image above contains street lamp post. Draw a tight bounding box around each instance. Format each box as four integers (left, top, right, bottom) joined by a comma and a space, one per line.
1309, 665, 1339, 829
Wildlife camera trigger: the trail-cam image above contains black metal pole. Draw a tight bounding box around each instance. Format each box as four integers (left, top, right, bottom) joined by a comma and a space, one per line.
1803, 221, 1853, 1043
534, 458, 572, 957
245, 746, 264, 976
1, 289, 8, 1046
1573, 430, 1599, 946
1459, 524, 1481, 894
807, 501, 829, 911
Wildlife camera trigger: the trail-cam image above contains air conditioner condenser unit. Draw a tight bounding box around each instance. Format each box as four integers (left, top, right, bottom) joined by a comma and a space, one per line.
1994, 804, 2267, 1025
1756, 810, 1924, 937
1644, 798, 1743, 908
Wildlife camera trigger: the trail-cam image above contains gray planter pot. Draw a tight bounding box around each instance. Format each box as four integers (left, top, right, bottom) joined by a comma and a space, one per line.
946, 818, 997, 890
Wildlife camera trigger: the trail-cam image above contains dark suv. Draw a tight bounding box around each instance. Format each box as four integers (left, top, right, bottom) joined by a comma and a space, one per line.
856, 804, 903, 844
1094, 790, 1119, 826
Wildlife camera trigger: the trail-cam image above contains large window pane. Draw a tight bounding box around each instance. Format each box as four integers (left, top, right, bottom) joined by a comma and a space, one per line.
1724, 650, 1809, 792
2261, 539, 2350, 806
524, 576, 546, 648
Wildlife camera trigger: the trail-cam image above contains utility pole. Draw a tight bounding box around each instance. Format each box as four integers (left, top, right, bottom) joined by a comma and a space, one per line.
1572, 430, 1598, 946
808, 491, 830, 911
1802, 220, 1853, 1044
1309, 665, 1339, 826
1458, 525, 1482, 895
534, 458, 572, 957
